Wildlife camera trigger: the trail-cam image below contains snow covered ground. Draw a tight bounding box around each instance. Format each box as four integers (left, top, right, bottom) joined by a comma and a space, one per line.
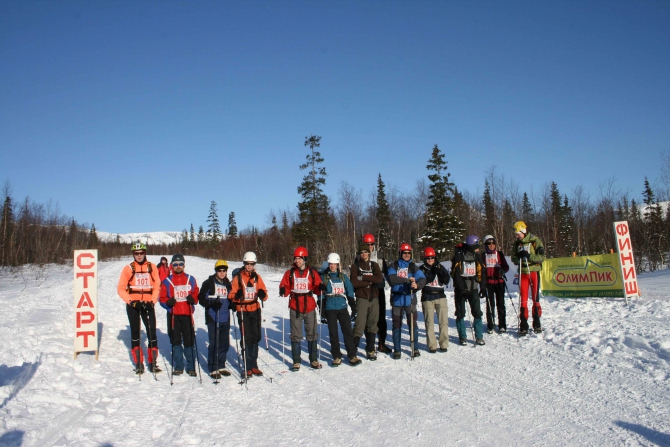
0, 256, 668, 446
96, 231, 182, 245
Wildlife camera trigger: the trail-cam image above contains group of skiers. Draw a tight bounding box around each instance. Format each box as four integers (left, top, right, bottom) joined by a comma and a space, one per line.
117, 220, 546, 380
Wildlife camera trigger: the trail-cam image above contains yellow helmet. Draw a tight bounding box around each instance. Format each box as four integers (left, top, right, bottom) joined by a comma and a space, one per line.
513, 221, 527, 234
214, 259, 229, 270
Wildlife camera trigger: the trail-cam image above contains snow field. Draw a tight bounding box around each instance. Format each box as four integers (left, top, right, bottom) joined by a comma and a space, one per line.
0, 256, 668, 446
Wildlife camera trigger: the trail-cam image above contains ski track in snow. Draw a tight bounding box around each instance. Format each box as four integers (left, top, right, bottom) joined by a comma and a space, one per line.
0, 257, 668, 446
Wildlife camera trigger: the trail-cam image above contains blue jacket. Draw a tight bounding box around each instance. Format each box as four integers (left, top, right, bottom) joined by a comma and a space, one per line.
198, 275, 232, 324
387, 259, 427, 307
320, 270, 355, 311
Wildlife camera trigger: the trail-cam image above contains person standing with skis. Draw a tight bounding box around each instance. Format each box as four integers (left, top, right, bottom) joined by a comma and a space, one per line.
117, 242, 162, 374
199, 260, 233, 379
350, 243, 384, 361
419, 247, 451, 353
361, 233, 392, 353
320, 253, 361, 367
482, 235, 510, 334
159, 254, 200, 377
451, 235, 487, 346
229, 252, 268, 379
387, 243, 426, 359
510, 221, 545, 335
279, 247, 323, 371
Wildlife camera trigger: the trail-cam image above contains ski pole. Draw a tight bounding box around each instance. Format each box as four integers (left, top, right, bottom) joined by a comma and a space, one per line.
502, 276, 520, 335
145, 302, 158, 381
213, 303, 220, 385
190, 306, 202, 384
136, 302, 142, 381
317, 292, 323, 364
232, 309, 243, 370
170, 311, 175, 386
465, 291, 476, 343
239, 307, 248, 388
409, 305, 414, 360
261, 299, 269, 353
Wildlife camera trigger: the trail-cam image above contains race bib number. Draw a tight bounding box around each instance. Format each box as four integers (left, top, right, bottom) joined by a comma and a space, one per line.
210, 285, 228, 299
132, 273, 151, 290
293, 276, 309, 293
427, 277, 440, 287
331, 282, 345, 295
174, 284, 190, 302
485, 254, 499, 269
397, 268, 408, 279
513, 273, 519, 285
462, 262, 476, 277
244, 286, 256, 301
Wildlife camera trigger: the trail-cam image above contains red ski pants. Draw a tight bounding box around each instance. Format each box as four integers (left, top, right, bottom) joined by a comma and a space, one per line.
519, 271, 542, 322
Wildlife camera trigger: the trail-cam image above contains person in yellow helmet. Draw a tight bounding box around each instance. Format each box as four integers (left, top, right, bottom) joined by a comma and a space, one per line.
198, 260, 233, 379
511, 221, 546, 335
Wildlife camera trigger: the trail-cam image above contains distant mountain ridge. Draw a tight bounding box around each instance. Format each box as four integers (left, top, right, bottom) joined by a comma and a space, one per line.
97, 231, 182, 245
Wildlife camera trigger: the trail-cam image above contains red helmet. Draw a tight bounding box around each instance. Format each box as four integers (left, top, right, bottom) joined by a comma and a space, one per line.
293, 246, 309, 258
399, 243, 412, 253
362, 233, 375, 244
423, 247, 436, 258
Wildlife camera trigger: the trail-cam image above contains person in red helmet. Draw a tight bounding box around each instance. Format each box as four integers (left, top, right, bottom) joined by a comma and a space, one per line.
360, 234, 391, 353
279, 246, 323, 371
419, 247, 451, 353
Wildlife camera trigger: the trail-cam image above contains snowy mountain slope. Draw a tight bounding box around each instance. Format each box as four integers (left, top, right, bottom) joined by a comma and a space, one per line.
0, 258, 668, 446
96, 231, 183, 245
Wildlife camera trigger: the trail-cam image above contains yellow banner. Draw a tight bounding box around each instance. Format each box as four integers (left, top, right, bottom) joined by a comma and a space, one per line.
540, 253, 624, 298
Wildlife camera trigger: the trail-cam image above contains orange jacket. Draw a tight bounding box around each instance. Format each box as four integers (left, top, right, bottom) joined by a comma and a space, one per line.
117, 260, 161, 304
229, 269, 268, 312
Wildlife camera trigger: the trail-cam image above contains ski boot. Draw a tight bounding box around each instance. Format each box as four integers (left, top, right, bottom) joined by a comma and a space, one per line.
332, 358, 342, 367
459, 338, 467, 346
349, 357, 362, 366
475, 338, 486, 346
393, 351, 401, 360
367, 351, 377, 361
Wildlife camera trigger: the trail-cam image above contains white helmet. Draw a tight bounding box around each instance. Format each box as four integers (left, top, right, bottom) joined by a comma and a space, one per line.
483, 235, 495, 244
327, 253, 340, 264
243, 252, 257, 263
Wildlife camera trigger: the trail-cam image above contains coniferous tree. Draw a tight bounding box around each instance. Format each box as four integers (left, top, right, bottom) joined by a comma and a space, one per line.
227, 212, 238, 237
88, 224, 99, 248
420, 144, 464, 255
521, 192, 534, 224
293, 135, 333, 260
0, 189, 14, 266
482, 179, 495, 236
375, 174, 392, 257
559, 195, 575, 256
189, 224, 196, 244
198, 225, 205, 244
206, 201, 222, 242
642, 177, 665, 270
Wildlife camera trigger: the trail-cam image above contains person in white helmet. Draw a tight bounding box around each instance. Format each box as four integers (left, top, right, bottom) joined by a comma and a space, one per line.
482, 235, 510, 333
320, 253, 361, 367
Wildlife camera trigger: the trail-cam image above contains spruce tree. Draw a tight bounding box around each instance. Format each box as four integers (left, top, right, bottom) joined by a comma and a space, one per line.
0, 192, 14, 266
420, 144, 464, 255
482, 179, 495, 236
375, 174, 392, 257
293, 135, 333, 260
227, 212, 238, 237
206, 201, 222, 242
189, 224, 195, 243
559, 195, 575, 256
521, 192, 534, 224
88, 224, 99, 248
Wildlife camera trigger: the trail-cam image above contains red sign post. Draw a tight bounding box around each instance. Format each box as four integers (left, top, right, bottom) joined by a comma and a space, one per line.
613, 221, 640, 304
74, 250, 99, 359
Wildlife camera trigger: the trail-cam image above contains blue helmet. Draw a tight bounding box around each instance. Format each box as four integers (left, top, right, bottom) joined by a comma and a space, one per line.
465, 234, 480, 246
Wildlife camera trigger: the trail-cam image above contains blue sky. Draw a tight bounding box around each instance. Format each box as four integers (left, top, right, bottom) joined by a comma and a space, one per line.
1, 1, 669, 234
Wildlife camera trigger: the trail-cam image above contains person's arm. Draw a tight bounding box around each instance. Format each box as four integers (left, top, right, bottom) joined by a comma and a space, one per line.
363, 262, 383, 284
437, 264, 450, 286
198, 278, 211, 308
412, 266, 427, 289
387, 262, 408, 286
310, 268, 323, 295
117, 265, 132, 304
530, 237, 546, 264
499, 251, 510, 273
349, 264, 368, 289
189, 277, 199, 305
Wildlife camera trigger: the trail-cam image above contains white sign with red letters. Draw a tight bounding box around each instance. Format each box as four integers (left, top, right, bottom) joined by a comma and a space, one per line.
613, 221, 640, 300
74, 250, 99, 359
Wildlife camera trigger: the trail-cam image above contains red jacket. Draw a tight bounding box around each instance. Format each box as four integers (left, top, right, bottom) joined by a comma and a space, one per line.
279, 264, 322, 313
484, 250, 510, 284
160, 272, 199, 316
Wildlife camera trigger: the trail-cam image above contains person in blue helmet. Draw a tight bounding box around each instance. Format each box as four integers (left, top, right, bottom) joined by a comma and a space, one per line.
451, 235, 488, 346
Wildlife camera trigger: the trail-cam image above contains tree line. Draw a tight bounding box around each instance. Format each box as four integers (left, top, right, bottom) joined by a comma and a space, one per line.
1, 145, 668, 272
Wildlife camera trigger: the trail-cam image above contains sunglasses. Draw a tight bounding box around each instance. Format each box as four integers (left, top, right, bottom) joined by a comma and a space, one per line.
133, 251, 146, 256
401, 251, 411, 255
486, 242, 495, 245
215, 267, 228, 272
425, 256, 435, 260
244, 262, 256, 266
172, 262, 185, 267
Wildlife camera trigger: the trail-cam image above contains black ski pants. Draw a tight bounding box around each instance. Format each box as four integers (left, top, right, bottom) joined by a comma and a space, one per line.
325, 308, 357, 360
170, 314, 194, 348
238, 308, 262, 370
377, 288, 388, 346
485, 282, 506, 330
126, 303, 157, 349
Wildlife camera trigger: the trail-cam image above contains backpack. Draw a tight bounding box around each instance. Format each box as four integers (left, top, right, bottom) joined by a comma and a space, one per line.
127, 261, 154, 293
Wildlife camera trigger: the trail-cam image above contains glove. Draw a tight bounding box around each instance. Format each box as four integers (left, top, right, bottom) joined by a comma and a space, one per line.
517, 250, 530, 259
211, 299, 223, 310
320, 317, 328, 324
350, 312, 357, 322
279, 286, 286, 296
319, 283, 327, 292
235, 289, 244, 299
257, 289, 267, 299
166, 298, 176, 307
186, 296, 195, 304
142, 301, 154, 310
129, 300, 140, 308
479, 289, 487, 299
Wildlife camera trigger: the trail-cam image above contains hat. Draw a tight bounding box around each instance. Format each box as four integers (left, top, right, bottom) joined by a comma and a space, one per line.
171, 253, 185, 264
358, 243, 371, 253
